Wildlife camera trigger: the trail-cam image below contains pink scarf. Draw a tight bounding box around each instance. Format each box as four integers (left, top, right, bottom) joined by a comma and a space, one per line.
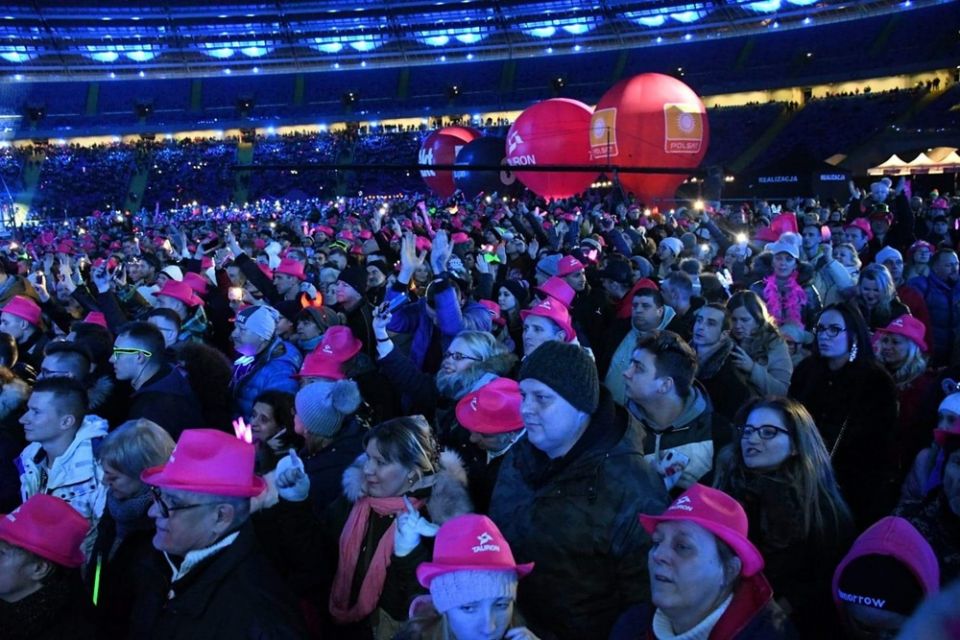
329, 495, 425, 624
763, 272, 807, 327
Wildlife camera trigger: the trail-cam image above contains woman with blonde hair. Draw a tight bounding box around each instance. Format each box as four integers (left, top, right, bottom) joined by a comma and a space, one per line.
87, 419, 175, 638
855, 263, 909, 330
875, 315, 940, 478
726, 291, 793, 396
714, 396, 854, 636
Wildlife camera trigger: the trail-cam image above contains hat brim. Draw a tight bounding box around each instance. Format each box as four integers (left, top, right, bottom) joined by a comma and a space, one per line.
0, 523, 85, 568
639, 512, 764, 577
417, 561, 535, 589
140, 464, 267, 498
874, 328, 927, 353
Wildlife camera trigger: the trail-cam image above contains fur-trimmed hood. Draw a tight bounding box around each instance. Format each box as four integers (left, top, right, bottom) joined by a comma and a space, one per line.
341, 449, 472, 525
0, 377, 28, 421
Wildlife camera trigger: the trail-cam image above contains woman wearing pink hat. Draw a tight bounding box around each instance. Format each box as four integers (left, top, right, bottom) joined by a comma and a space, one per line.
398, 514, 538, 640
875, 315, 941, 476
904, 240, 934, 282
610, 484, 796, 640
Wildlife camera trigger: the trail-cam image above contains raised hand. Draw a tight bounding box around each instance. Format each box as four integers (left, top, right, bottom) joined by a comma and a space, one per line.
275, 449, 309, 502
393, 496, 439, 557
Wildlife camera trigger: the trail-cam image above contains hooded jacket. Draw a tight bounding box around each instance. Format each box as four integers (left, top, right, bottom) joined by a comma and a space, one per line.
17, 414, 109, 558
490, 392, 668, 640
230, 337, 302, 418
626, 383, 723, 492
832, 516, 939, 613
907, 271, 960, 365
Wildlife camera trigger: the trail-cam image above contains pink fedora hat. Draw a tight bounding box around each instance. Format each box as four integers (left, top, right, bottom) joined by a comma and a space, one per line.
294, 348, 347, 381
2, 295, 42, 326
156, 280, 203, 308
639, 484, 765, 577
274, 257, 306, 281
141, 429, 266, 497
536, 277, 575, 308
520, 297, 574, 342
555, 255, 585, 277
875, 315, 927, 353
417, 514, 534, 588
316, 326, 362, 362
456, 377, 524, 435
0, 495, 89, 568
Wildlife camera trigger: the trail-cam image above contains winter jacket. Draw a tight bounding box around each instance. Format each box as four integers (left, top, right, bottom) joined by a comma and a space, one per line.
128, 364, 205, 440
0, 572, 97, 640
695, 337, 757, 424
384, 280, 491, 374
717, 469, 855, 637
231, 337, 302, 418
129, 521, 305, 640
301, 416, 366, 516
320, 451, 472, 639
856, 297, 910, 331
86, 502, 160, 639
832, 515, 940, 611
626, 384, 728, 492
489, 392, 669, 640
0, 377, 29, 512
789, 357, 899, 527
907, 271, 960, 366
17, 414, 108, 557
895, 492, 960, 586
736, 328, 793, 396
609, 574, 797, 640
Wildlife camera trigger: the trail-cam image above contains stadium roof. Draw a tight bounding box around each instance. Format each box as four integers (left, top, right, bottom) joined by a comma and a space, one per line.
0, 0, 949, 80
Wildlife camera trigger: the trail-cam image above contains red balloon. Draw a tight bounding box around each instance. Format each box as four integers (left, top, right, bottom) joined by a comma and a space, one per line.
590, 73, 709, 203
419, 127, 481, 198
505, 98, 596, 200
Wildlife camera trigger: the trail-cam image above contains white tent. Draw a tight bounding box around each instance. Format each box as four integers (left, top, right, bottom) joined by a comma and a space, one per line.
868, 154, 909, 176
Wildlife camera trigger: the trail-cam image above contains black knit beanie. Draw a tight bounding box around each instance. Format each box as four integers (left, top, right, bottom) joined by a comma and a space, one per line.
497, 279, 530, 309
337, 265, 368, 295
519, 341, 599, 414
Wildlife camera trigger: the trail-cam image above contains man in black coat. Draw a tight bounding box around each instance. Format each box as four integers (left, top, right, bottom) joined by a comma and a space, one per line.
111, 322, 204, 440
131, 428, 304, 639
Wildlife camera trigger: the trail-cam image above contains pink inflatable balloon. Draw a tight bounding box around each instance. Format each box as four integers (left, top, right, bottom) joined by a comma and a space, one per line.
505, 98, 596, 199
590, 73, 709, 203
419, 127, 481, 198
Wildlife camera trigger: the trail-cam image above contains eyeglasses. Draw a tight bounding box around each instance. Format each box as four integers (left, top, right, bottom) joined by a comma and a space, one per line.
737, 424, 790, 440
112, 346, 152, 358
814, 324, 846, 339
149, 486, 215, 519
442, 351, 481, 362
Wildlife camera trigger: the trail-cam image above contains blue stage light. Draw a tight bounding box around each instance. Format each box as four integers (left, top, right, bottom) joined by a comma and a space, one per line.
745, 0, 781, 12
349, 40, 376, 52
526, 26, 556, 38
240, 46, 269, 58
207, 48, 234, 59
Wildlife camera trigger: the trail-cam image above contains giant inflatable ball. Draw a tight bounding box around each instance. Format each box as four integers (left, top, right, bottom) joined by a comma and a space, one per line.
453, 137, 519, 199
505, 98, 596, 200
419, 126, 481, 198
590, 73, 709, 203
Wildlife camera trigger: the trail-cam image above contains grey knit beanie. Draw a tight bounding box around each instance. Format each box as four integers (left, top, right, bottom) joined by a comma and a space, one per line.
294, 379, 361, 437
518, 341, 599, 414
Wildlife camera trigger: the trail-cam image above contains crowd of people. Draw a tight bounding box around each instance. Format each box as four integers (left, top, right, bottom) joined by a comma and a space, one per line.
0, 173, 957, 640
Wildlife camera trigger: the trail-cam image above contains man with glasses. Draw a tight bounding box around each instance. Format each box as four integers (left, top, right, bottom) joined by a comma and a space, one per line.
131, 429, 304, 638
111, 322, 203, 440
